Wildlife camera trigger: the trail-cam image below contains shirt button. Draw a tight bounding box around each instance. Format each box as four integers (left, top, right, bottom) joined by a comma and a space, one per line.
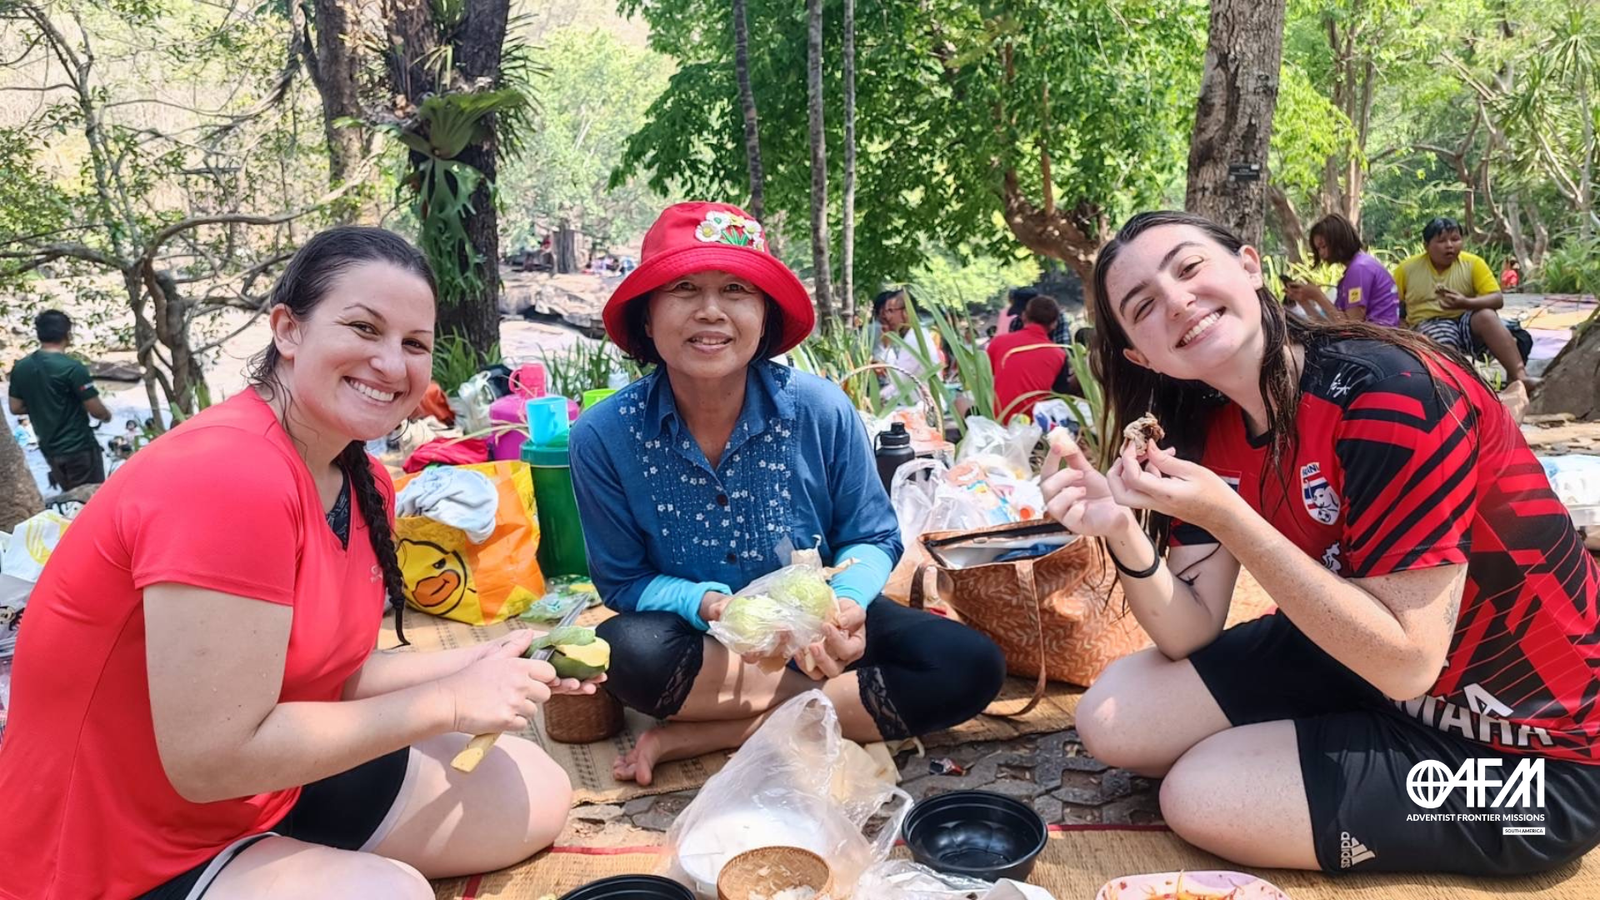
717, 494, 729, 506
725, 552, 737, 563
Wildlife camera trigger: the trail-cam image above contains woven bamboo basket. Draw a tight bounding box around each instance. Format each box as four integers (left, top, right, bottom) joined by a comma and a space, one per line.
716, 846, 834, 900
543, 689, 624, 744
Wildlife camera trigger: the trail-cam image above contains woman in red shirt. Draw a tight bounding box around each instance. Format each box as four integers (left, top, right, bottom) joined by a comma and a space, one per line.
0, 228, 588, 899
1039, 211, 1600, 877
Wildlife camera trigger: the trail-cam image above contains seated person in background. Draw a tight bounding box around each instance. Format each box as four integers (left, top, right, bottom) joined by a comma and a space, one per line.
571, 202, 1005, 786
1283, 213, 1400, 327
1502, 258, 1521, 291
1394, 216, 1539, 389
1007, 287, 1072, 345
996, 287, 1035, 336
871, 286, 945, 402
987, 293, 1068, 421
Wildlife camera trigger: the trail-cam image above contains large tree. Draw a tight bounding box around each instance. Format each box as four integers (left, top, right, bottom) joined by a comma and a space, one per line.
1185, 0, 1289, 247
732, 0, 766, 222
297, 0, 378, 223
616, 0, 1205, 295
806, 0, 836, 324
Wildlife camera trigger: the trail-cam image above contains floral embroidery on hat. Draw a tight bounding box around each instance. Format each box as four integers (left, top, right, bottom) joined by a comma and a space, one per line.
694, 210, 767, 252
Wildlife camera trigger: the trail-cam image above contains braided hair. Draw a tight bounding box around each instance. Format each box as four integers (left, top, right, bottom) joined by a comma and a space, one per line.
247, 227, 437, 645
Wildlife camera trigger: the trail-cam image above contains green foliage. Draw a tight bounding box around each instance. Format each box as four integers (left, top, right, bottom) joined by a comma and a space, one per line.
1532, 238, 1600, 295
615, 0, 1206, 299
432, 333, 503, 394
906, 244, 1040, 312
498, 28, 676, 251
538, 339, 635, 400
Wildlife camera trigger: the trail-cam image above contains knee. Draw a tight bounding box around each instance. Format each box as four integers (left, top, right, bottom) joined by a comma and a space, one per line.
1469, 308, 1498, 328
961, 628, 1007, 707
508, 740, 572, 857
1156, 749, 1212, 846
331, 854, 433, 899
596, 613, 696, 711
1075, 655, 1152, 771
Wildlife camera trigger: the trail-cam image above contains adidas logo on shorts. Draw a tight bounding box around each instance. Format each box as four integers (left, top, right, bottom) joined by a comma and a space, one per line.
1340, 831, 1376, 868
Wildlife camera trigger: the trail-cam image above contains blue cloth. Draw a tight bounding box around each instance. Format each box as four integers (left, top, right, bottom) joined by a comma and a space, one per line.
569, 361, 904, 631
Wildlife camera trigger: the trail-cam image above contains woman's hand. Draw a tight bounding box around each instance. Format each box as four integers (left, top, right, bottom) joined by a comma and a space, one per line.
1436, 286, 1468, 310
1108, 444, 1245, 532
467, 629, 604, 695
699, 590, 733, 624
437, 639, 555, 734
796, 599, 867, 681
1040, 434, 1138, 537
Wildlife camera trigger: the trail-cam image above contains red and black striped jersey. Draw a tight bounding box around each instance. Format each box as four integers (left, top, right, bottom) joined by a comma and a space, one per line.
1173, 338, 1600, 763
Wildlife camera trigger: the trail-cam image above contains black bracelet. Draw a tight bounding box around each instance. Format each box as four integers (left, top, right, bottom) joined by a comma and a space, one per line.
1108, 540, 1161, 579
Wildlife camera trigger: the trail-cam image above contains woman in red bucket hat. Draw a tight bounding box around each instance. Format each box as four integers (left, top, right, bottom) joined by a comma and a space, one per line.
570, 202, 1004, 784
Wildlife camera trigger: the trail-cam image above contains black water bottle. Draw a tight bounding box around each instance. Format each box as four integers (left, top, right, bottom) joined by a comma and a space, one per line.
875, 422, 916, 493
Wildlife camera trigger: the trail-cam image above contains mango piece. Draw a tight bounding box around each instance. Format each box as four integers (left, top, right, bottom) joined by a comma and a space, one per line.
550, 637, 611, 680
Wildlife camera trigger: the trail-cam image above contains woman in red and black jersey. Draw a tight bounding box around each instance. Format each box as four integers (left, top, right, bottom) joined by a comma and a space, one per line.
1040, 211, 1600, 876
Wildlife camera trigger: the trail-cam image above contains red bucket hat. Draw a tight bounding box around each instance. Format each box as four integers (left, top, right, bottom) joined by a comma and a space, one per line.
603, 202, 815, 359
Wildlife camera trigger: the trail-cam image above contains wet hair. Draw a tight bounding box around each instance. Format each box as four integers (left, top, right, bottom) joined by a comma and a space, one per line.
35, 309, 71, 344
1008, 287, 1040, 315
1090, 210, 1486, 550
1308, 214, 1363, 266
620, 291, 783, 367
1023, 293, 1060, 327
248, 226, 436, 644
1423, 216, 1462, 245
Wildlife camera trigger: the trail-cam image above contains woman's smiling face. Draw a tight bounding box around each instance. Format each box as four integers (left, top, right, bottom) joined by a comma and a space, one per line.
1102, 222, 1267, 382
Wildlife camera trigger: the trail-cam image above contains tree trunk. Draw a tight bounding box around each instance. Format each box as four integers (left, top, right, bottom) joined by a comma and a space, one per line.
732, 0, 765, 223
1529, 318, 1600, 420
554, 223, 579, 274
1000, 169, 1103, 290
0, 430, 44, 532
840, 0, 856, 323
806, 0, 835, 325
1184, 0, 1287, 247
1267, 183, 1305, 265
301, 0, 374, 224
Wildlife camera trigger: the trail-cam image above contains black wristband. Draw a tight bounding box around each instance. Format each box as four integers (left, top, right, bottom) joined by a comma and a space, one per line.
1108, 539, 1161, 579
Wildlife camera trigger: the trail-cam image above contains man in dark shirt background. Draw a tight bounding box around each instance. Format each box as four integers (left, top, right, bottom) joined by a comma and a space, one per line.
8, 310, 112, 491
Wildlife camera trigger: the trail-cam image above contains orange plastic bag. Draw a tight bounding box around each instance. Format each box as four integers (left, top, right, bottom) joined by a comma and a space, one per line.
392, 461, 545, 626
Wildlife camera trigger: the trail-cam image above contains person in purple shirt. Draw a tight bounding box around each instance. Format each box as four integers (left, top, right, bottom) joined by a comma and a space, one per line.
1284, 214, 1401, 327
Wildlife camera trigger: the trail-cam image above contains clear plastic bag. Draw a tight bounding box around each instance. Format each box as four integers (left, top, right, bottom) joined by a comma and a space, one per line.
708, 559, 838, 663
958, 417, 1042, 475
667, 692, 912, 897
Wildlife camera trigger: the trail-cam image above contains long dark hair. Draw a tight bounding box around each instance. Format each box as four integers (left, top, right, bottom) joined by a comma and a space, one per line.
1090, 210, 1486, 549
1308, 213, 1363, 266
249, 227, 436, 644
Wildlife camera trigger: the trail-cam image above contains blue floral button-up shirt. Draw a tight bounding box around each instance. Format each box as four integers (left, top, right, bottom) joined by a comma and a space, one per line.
569, 360, 902, 630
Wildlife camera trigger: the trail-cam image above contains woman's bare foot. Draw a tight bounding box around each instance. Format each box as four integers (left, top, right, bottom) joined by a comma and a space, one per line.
612, 717, 773, 785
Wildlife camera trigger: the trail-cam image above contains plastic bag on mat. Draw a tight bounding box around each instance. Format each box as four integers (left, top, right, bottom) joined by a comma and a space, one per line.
1539, 455, 1600, 509
0, 511, 71, 582
958, 417, 1042, 476
708, 558, 837, 665
667, 691, 912, 897
856, 861, 1058, 899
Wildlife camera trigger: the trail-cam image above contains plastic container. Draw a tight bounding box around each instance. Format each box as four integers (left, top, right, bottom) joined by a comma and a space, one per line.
559, 874, 694, 900
582, 388, 617, 410
901, 790, 1048, 882
524, 396, 589, 578
488, 393, 530, 462
875, 422, 916, 493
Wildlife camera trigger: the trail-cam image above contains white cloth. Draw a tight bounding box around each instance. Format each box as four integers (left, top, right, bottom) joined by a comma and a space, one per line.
394, 467, 498, 543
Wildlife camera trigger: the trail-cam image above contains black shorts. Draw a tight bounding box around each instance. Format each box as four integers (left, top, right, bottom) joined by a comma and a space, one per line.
45, 448, 104, 491
1189, 612, 1600, 876
136, 746, 412, 900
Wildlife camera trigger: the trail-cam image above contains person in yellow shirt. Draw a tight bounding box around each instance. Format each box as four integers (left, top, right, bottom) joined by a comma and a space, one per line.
1393, 217, 1540, 389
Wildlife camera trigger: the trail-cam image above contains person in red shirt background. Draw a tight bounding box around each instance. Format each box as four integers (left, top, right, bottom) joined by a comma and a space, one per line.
986, 292, 1069, 421
1039, 211, 1600, 877
0, 228, 593, 900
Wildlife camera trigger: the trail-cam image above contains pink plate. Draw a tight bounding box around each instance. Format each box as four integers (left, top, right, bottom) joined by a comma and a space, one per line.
1095, 870, 1291, 900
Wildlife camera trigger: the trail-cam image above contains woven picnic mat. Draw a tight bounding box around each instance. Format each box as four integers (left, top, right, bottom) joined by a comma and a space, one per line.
433, 828, 1600, 900
923, 567, 1275, 747
379, 608, 729, 807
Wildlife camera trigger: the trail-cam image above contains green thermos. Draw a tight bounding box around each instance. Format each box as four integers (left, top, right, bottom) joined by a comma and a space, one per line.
523, 397, 589, 578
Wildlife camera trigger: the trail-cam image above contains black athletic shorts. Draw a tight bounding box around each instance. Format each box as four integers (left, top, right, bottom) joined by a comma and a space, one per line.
135, 746, 412, 900
1189, 612, 1600, 876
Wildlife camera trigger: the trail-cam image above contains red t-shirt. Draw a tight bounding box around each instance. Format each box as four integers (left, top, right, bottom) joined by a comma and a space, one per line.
0, 390, 392, 899
986, 322, 1065, 420
1174, 338, 1600, 763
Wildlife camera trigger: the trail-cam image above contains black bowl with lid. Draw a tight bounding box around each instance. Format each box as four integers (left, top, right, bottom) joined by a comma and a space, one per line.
901, 790, 1049, 882
559, 874, 695, 900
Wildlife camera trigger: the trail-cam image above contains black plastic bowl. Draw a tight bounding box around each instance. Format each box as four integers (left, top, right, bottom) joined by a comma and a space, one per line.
901, 790, 1049, 882
558, 874, 695, 900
